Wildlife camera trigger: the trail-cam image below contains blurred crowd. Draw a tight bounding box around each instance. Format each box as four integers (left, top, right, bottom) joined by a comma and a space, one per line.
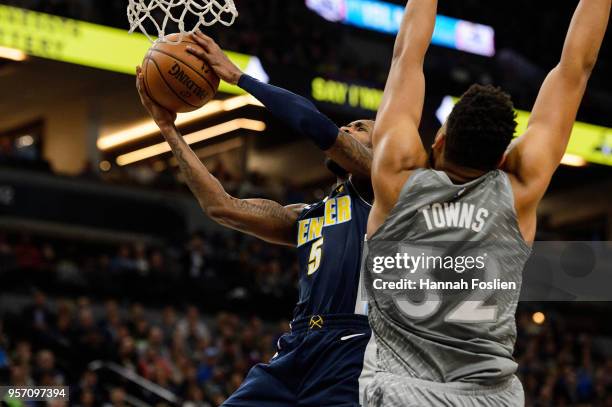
0, 230, 299, 317
94, 159, 317, 205
1, 292, 289, 406
2, 227, 612, 406
515, 310, 612, 407
1, 290, 611, 406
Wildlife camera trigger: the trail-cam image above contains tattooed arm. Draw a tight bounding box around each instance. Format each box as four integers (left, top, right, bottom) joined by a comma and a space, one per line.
187, 32, 372, 179
158, 123, 302, 246
136, 67, 303, 246
327, 125, 374, 179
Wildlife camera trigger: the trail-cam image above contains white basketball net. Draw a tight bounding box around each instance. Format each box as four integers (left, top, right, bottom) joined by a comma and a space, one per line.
127, 0, 238, 43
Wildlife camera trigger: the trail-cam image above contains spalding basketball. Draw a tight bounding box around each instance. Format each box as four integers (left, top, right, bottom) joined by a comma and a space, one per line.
142, 33, 220, 113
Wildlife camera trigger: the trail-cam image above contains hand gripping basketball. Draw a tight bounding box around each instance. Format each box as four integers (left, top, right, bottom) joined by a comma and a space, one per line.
136, 66, 177, 127
186, 31, 243, 86
141, 33, 220, 113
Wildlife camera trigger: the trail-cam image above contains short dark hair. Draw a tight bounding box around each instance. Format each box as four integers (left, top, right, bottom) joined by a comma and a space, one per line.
445, 84, 517, 171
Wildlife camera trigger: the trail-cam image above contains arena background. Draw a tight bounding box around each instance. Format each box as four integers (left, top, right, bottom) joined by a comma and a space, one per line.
0, 0, 611, 406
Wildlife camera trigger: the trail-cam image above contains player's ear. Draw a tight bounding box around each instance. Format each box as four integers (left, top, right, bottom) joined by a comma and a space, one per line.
432, 132, 445, 150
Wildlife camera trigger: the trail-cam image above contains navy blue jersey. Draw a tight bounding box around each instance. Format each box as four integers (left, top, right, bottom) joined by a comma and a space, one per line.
293, 179, 371, 319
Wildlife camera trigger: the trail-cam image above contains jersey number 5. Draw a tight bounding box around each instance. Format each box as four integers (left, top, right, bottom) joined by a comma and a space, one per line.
308, 237, 324, 276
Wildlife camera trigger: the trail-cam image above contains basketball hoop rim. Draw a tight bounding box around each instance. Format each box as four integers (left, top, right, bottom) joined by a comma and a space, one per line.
127, 0, 238, 43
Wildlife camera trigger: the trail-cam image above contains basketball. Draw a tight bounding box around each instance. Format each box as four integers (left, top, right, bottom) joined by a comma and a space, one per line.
142, 33, 220, 113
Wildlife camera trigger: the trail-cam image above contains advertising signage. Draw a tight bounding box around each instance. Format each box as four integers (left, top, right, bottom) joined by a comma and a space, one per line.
0, 5, 268, 94
306, 0, 495, 57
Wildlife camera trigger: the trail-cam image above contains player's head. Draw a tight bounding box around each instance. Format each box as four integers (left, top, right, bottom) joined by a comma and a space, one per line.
326, 120, 375, 178
340, 120, 375, 147
431, 84, 517, 173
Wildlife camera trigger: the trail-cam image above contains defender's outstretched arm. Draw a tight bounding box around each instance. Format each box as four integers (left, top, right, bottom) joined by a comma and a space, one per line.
187, 32, 372, 179
504, 0, 610, 209
136, 67, 302, 246
368, 0, 437, 234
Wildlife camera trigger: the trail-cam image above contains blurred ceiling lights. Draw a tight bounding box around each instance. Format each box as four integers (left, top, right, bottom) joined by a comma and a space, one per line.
0, 46, 27, 62
560, 154, 587, 167
116, 119, 266, 166
16, 135, 34, 148
98, 94, 263, 151
532, 312, 546, 325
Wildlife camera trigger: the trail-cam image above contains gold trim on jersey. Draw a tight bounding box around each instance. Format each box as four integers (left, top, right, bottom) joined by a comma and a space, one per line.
297, 195, 353, 247
308, 315, 324, 329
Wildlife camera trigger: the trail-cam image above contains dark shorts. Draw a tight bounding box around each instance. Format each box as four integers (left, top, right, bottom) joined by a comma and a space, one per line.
222, 314, 371, 407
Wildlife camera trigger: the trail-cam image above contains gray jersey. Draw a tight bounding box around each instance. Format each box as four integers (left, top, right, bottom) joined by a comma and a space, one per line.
365, 169, 531, 384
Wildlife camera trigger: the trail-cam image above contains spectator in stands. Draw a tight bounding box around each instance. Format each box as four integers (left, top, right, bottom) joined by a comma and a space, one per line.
133, 242, 150, 276
100, 299, 121, 343
8, 363, 33, 387
150, 249, 165, 272
139, 345, 172, 382
22, 289, 54, 337
57, 246, 83, 287
115, 335, 138, 372
177, 306, 211, 348
184, 384, 211, 407
33, 349, 64, 385
185, 234, 209, 279
74, 307, 104, 364
103, 387, 128, 407
196, 347, 219, 385
74, 369, 103, 405
110, 244, 135, 273
75, 389, 96, 407
160, 306, 178, 345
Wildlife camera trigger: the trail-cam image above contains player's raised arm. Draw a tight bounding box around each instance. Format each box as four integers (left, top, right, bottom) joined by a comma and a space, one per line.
187, 32, 372, 179
368, 0, 437, 232
504, 0, 610, 209
136, 67, 302, 247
